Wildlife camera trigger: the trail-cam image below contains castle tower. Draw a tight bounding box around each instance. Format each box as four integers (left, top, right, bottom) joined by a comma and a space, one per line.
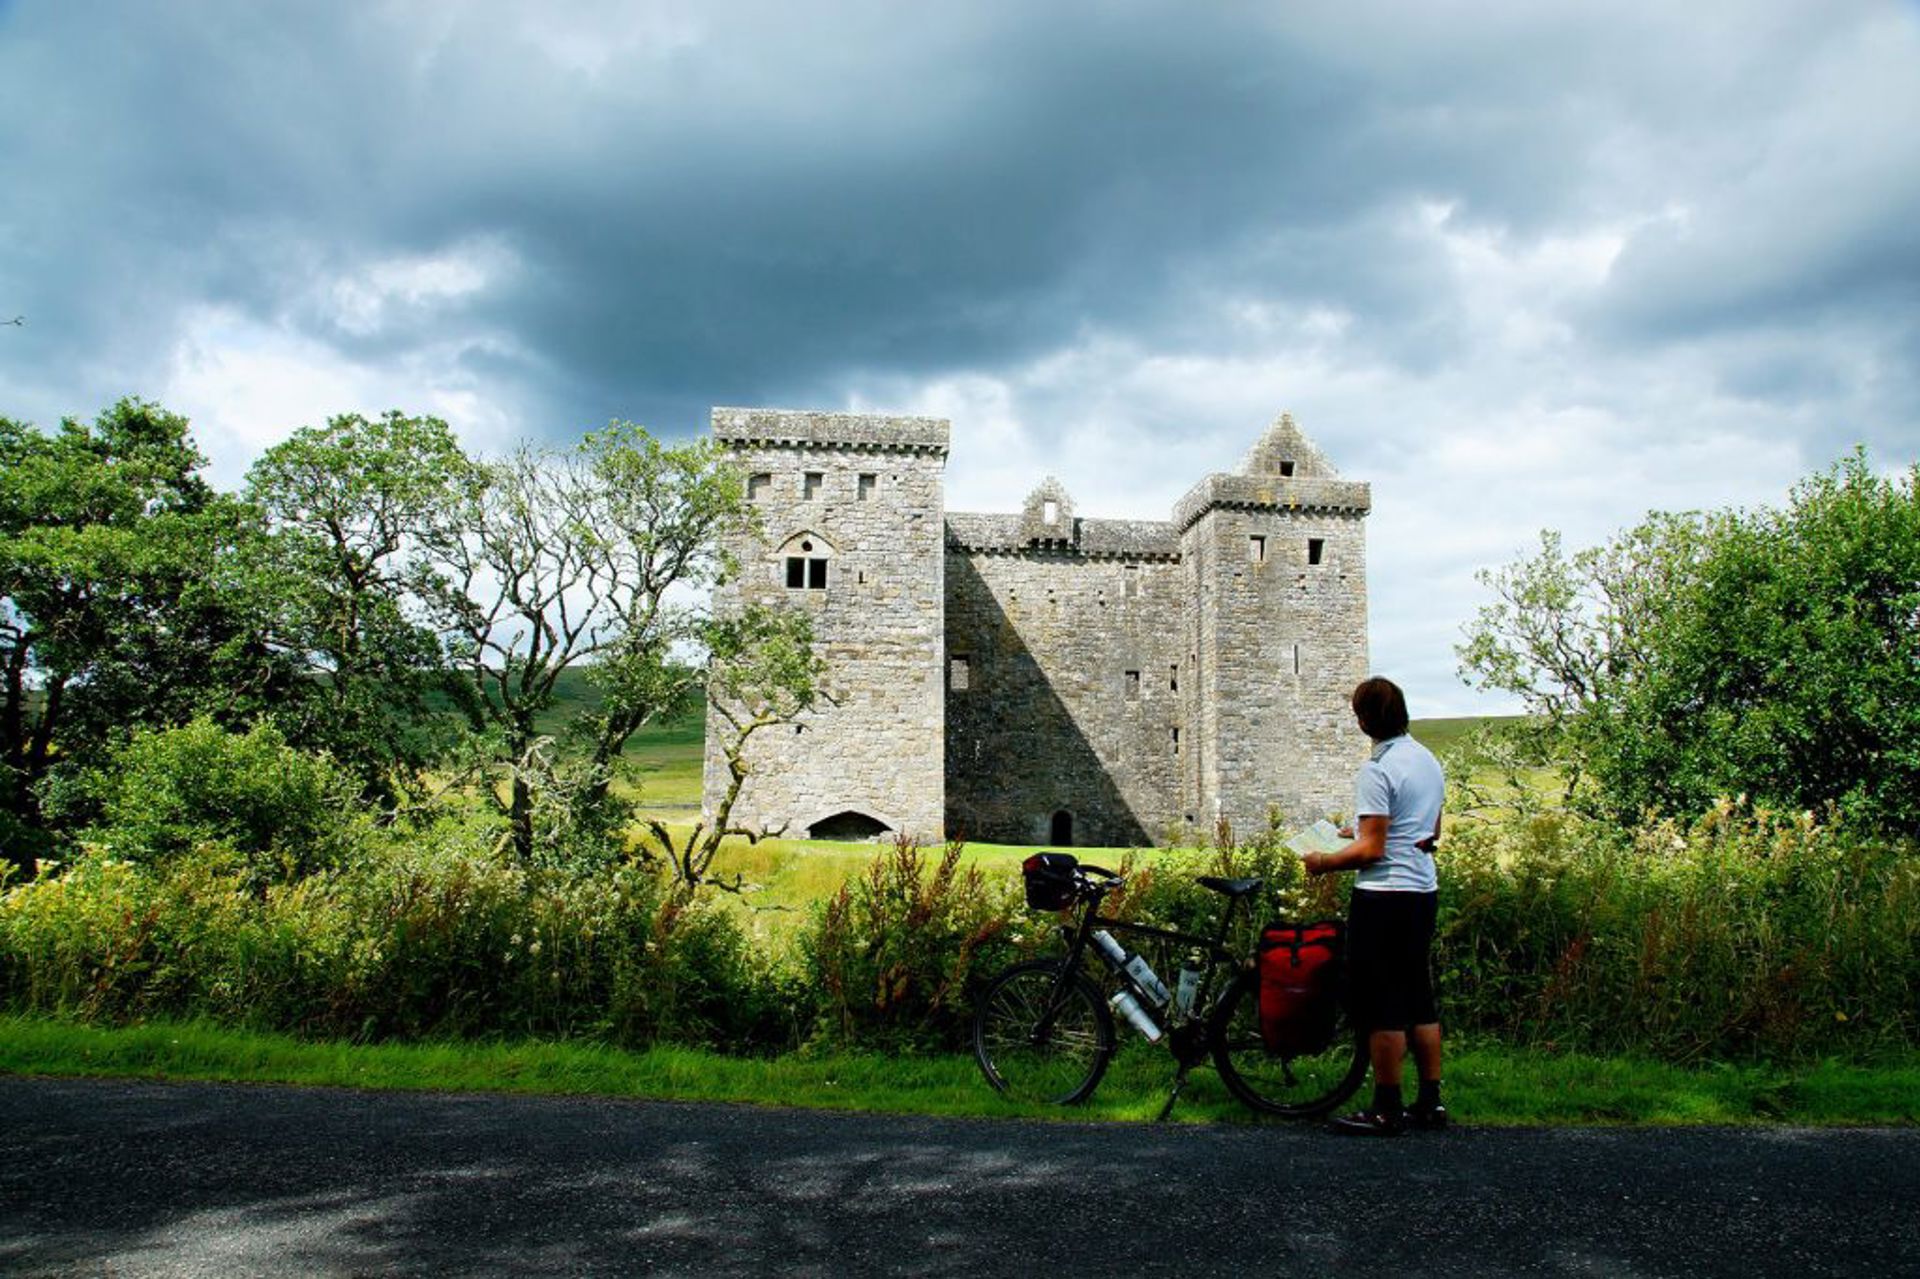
704, 408, 949, 842
1175, 412, 1372, 835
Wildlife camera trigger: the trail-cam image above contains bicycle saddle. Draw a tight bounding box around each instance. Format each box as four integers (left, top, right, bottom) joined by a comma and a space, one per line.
1195, 875, 1264, 898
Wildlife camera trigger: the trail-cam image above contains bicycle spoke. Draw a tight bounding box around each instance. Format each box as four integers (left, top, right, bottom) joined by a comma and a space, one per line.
972, 961, 1114, 1105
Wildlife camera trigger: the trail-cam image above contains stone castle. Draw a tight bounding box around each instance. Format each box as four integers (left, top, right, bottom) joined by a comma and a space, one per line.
702, 407, 1372, 847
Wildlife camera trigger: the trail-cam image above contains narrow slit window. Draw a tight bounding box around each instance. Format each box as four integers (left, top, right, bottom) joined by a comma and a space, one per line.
1125, 670, 1141, 699
949, 656, 970, 692
1171, 727, 1181, 754
1124, 564, 1140, 598
857, 473, 877, 501
1169, 664, 1179, 693
1249, 535, 1266, 563
1293, 643, 1301, 674
804, 471, 823, 500
1308, 538, 1325, 565
748, 473, 771, 500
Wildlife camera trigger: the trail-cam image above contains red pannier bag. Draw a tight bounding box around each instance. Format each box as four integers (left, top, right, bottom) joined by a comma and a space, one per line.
1256, 919, 1344, 1056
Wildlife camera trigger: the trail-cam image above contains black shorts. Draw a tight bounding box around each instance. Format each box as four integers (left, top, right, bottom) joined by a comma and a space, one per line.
1345, 887, 1439, 1034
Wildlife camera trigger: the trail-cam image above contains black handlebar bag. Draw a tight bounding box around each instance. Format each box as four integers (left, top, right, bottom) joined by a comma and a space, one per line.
1021, 853, 1080, 910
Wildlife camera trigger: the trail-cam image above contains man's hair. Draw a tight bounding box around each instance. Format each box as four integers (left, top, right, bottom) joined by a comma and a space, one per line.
1351, 676, 1410, 741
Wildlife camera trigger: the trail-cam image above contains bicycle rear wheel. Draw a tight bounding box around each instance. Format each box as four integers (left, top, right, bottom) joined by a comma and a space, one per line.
973, 959, 1116, 1105
1210, 971, 1366, 1118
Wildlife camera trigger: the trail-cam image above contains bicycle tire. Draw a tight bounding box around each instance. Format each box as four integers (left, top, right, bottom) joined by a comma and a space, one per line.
973, 959, 1116, 1105
1209, 970, 1367, 1118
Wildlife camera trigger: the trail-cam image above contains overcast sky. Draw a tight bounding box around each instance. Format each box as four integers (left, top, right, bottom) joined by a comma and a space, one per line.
3, 1, 1917, 715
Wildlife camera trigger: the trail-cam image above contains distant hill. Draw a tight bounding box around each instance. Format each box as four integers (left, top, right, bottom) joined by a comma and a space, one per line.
1413, 716, 1525, 757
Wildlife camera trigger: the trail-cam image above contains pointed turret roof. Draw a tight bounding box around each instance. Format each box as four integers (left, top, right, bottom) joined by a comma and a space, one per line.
1241, 411, 1338, 479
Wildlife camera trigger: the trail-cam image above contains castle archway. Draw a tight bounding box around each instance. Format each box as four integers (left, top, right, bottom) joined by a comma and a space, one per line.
806, 808, 894, 842
1050, 810, 1074, 847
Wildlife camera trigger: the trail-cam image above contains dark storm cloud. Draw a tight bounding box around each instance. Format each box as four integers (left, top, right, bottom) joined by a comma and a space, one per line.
5, 0, 1800, 433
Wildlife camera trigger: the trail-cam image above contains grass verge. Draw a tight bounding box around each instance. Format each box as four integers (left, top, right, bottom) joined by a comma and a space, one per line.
2, 1016, 1912, 1127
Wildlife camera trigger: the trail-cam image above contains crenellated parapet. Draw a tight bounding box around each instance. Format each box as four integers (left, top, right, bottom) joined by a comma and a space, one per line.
711, 407, 950, 456
1172, 473, 1372, 532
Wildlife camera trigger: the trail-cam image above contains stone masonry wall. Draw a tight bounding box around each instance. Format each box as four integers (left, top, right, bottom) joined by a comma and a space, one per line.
703, 410, 948, 842
1184, 502, 1370, 835
945, 545, 1185, 847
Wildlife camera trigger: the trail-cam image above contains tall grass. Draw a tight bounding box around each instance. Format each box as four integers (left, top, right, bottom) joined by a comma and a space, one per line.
2, 793, 1913, 1066
0, 812, 795, 1052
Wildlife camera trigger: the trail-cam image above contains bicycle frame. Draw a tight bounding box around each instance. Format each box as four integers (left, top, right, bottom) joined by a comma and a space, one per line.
1040, 878, 1252, 1045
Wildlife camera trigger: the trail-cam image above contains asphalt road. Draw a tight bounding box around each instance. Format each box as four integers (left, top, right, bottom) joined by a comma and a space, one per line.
1, 1076, 1913, 1277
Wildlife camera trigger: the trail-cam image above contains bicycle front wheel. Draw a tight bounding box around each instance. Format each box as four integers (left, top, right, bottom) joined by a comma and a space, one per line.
973, 959, 1116, 1105
1210, 971, 1367, 1118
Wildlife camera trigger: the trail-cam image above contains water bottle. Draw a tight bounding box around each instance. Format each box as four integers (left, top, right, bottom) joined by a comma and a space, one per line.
1173, 956, 1203, 1019
1091, 930, 1171, 1009
1089, 930, 1128, 970
1110, 989, 1164, 1042
1123, 952, 1171, 1008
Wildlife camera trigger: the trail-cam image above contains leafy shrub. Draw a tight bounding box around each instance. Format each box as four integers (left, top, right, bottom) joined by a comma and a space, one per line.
1435, 803, 1920, 1060
48, 717, 362, 891
799, 835, 1024, 1051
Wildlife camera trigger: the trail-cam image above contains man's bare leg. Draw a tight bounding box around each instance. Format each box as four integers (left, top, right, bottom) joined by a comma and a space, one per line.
1369, 1029, 1406, 1088
1411, 1022, 1442, 1083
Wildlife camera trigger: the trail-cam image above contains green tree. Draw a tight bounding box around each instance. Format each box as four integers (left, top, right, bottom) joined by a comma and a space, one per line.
1460, 453, 1920, 828
0, 400, 285, 860
421, 423, 754, 861
641, 602, 829, 890
244, 412, 482, 802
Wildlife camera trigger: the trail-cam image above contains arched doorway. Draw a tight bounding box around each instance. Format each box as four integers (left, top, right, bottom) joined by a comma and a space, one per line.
1050, 810, 1074, 847
808, 809, 892, 842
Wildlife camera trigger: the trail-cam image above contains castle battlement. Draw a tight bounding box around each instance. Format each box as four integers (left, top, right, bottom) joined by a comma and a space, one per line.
711, 406, 950, 456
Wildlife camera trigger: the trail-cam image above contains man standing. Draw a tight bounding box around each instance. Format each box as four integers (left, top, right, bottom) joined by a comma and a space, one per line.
1302, 676, 1447, 1135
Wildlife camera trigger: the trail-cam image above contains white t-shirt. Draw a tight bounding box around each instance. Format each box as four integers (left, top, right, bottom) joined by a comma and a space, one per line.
1352, 734, 1444, 893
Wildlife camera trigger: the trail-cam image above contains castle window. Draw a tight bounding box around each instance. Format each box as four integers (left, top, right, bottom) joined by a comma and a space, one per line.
748, 473, 771, 500
1125, 670, 1140, 699
1171, 727, 1181, 754
1043, 500, 1059, 525
1170, 665, 1179, 693
1124, 564, 1140, 597
786, 555, 828, 589
1293, 643, 1302, 674
1280, 460, 1296, 477
1308, 538, 1325, 565
858, 473, 877, 501
949, 656, 970, 692
1249, 535, 1266, 563
804, 471, 823, 500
